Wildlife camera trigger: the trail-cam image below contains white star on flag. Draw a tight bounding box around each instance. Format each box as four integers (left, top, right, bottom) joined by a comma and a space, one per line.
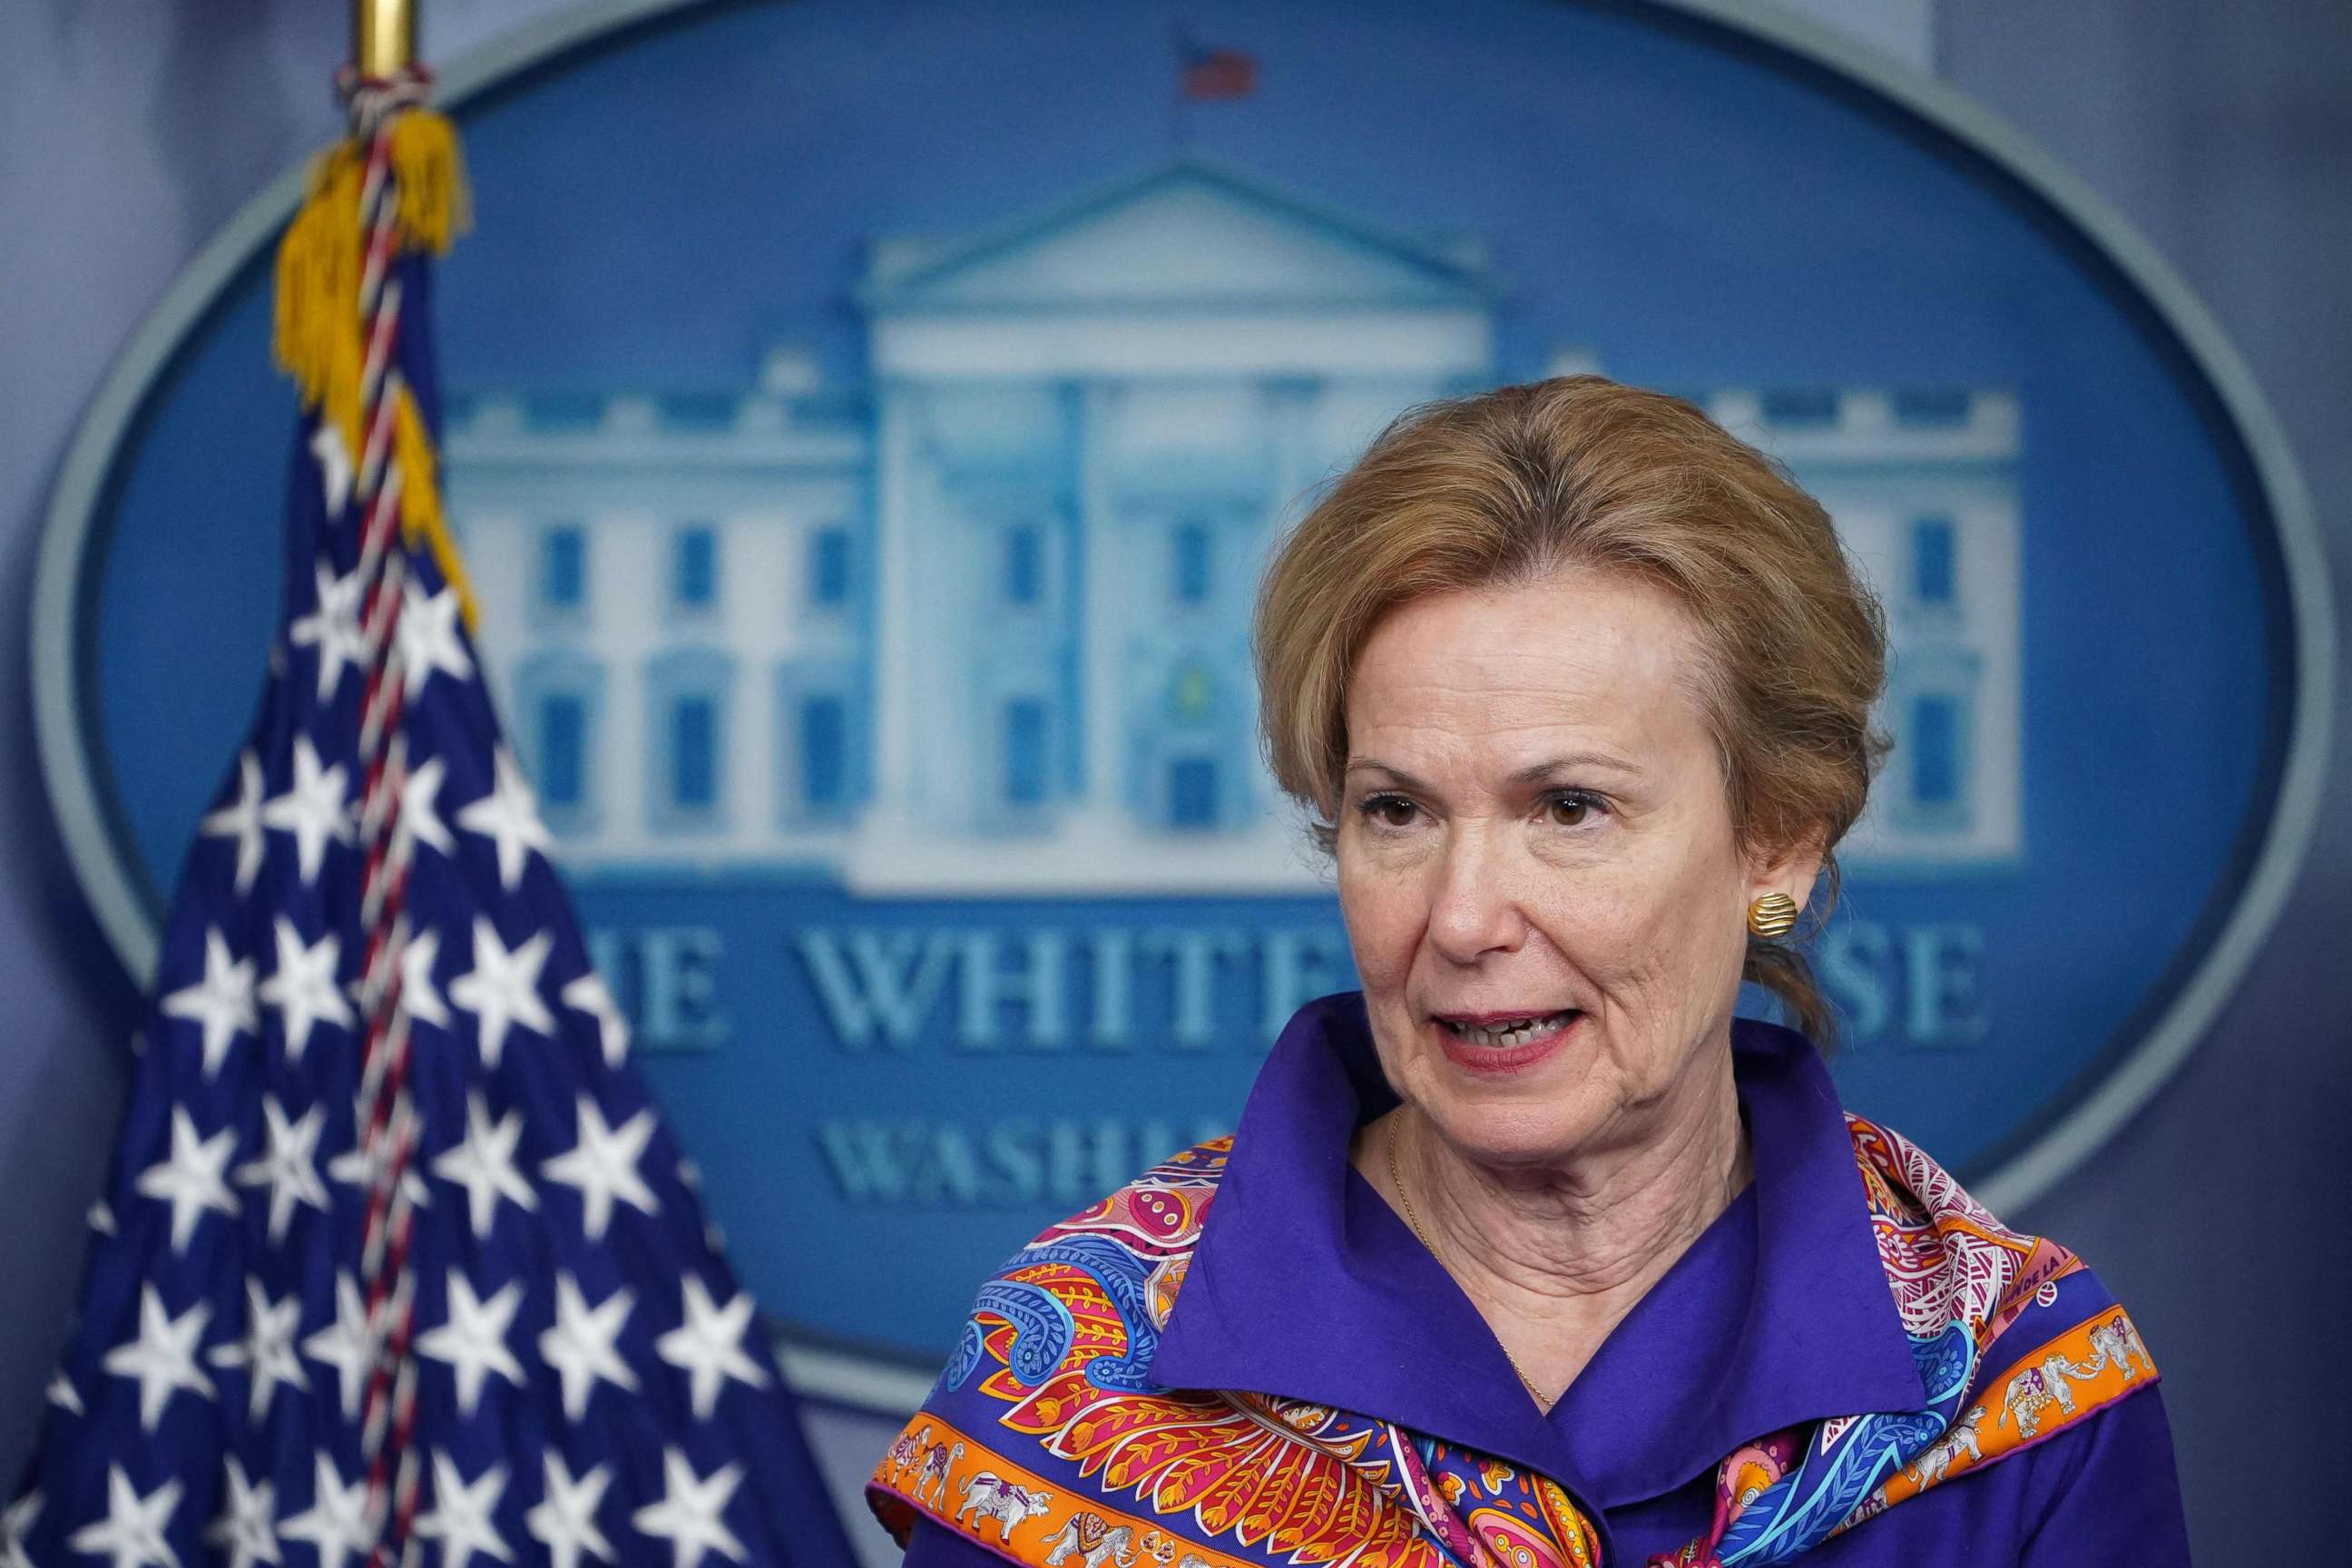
539, 1273, 638, 1420
257, 917, 353, 1064
524, 1455, 614, 1568
561, 970, 630, 1068
259, 737, 352, 887
3, 1493, 40, 1568
198, 751, 268, 894
432, 1092, 538, 1239
44, 1371, 81, 1416
653, 1274, 769, 1421
448, 916, 556, 1068
67, 1467, 181, 1568
397, 921, 451, 1028
309, 421, 353, 514
413, 1454, 511, 1568
234, 1096, 330, 1241
392, 749, 456, 869
133, 1105, 238, 1253
160, 928, 257, 1080
456, 746, 552, 890
299, 1272, 377, 1421
206, 1279, 309, 1424
630, 1450, 746, 1568
278, 1456, 369, 1568
416, 1269, 525, 1417
325, 1097, 432, 1212
204, 1456, 280, 1568
287, 561, 369, 702
100, 1285, 215, 1433
398, 582, 475, 699
542, 1094, 659, 1242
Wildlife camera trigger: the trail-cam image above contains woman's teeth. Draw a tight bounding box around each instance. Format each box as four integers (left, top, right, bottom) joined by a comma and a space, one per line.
1442, 1011, 1575, 1048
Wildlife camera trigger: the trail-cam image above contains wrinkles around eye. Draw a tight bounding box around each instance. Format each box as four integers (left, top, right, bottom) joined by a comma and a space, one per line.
1350, 791, 1611, 834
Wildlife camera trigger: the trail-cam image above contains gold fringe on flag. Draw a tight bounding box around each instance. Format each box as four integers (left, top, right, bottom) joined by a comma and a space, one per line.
392, 385, 478, 629
272, 144, 367, 457
271, 108, 477, 631
387, 109, 472, 254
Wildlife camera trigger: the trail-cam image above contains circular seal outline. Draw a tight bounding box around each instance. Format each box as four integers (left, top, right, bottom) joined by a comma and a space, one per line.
31, 0, 2335, 1402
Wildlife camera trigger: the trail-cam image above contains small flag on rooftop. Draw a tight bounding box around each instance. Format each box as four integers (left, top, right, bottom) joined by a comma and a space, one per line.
5, 52, 853, 1568
1178, 36, 1259, 101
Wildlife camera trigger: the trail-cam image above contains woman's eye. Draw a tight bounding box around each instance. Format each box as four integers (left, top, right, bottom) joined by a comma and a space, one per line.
1545, 792, 1602, 828
1359, 794, 1418, 829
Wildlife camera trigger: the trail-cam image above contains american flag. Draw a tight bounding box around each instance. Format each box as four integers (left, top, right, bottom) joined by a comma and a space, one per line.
5, 69, 853, 1568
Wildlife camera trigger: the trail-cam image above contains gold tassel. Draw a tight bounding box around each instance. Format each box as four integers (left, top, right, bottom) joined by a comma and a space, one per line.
386, 110, 471, 255
272, 143, 367, 455
271, 103, 480, 636
393, 387, 479, 633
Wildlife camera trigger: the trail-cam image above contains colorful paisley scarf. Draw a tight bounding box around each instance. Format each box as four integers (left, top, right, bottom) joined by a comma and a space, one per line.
867, 1117, 2156, 1568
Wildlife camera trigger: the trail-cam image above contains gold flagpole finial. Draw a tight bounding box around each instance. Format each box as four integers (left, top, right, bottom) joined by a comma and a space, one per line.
353, 0, 416, 76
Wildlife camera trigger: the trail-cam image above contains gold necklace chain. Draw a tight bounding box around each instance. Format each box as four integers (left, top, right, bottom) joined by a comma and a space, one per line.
1384, 1116, 1550, 1406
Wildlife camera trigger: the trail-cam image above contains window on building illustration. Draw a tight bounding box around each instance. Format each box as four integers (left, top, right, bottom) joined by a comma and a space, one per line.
1893, 387, 1974, 427
1912, 516, 1957, 604
800, 693, 847, 810
1004, 526, 1043, 606
658, 393, 737, 431
674, 525, 718, 609
1169, 757, 1218, 828
517, 652, 603, 835
542, 525, 586, 608
1911, 694, 1959, 806
525, 392, 603, 433
1004, 698, 1048, 807
671, 694, 719, 808
644, 649, 730, 831
1173, 521, 1211, 604
1760, 387, 1840, 426
539, 692, 586, 810
810, 526, 850, 608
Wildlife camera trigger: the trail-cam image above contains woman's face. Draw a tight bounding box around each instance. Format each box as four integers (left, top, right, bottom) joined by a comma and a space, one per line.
1335, 568, 1816, 1172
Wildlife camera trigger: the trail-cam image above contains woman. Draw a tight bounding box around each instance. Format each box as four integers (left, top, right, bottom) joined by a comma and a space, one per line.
867, 378, 2190, 1566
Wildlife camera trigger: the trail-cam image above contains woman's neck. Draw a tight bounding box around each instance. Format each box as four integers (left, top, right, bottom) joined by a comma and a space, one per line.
1366, 1049, 1751, 1408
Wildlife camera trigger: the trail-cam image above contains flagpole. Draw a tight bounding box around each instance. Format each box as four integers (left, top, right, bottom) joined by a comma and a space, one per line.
355, 0, 416, 76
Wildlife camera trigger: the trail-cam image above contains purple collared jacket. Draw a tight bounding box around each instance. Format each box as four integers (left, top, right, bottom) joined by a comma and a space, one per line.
880, 993, 2190, 1566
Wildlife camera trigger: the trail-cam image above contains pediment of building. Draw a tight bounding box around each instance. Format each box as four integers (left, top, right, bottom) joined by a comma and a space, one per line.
860, 157, 1502, 313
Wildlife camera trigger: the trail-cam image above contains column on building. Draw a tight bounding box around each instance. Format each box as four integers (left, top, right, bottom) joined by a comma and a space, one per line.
1075, 377, 1126, 830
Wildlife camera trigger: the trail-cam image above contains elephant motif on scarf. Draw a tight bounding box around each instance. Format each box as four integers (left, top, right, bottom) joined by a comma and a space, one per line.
1043, 1513, 1136, 1568
1906, 1406, 1986, 1486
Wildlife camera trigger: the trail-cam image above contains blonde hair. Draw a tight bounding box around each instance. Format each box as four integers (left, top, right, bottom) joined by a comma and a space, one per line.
1252, 376, 1890, 1043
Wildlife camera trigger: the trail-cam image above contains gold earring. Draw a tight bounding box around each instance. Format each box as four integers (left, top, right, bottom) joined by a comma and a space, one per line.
1747, 892, 1799, 939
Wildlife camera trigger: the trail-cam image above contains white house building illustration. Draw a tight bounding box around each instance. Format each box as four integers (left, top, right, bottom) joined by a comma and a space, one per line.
443, 156, 2021, 888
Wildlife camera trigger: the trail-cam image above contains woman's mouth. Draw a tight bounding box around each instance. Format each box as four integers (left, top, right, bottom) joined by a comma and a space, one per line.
1433, 1010, 1581, 1073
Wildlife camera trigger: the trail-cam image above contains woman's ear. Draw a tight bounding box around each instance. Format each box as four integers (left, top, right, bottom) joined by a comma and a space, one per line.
1749, 832, 1828, 914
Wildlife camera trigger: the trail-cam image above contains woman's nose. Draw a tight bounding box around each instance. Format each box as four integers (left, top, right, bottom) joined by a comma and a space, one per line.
1423, 824, 1529, 964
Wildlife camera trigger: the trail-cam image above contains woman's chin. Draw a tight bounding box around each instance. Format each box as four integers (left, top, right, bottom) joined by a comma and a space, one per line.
1381, 1015, 1618, 1160
1420, 1093, 1610, 1172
